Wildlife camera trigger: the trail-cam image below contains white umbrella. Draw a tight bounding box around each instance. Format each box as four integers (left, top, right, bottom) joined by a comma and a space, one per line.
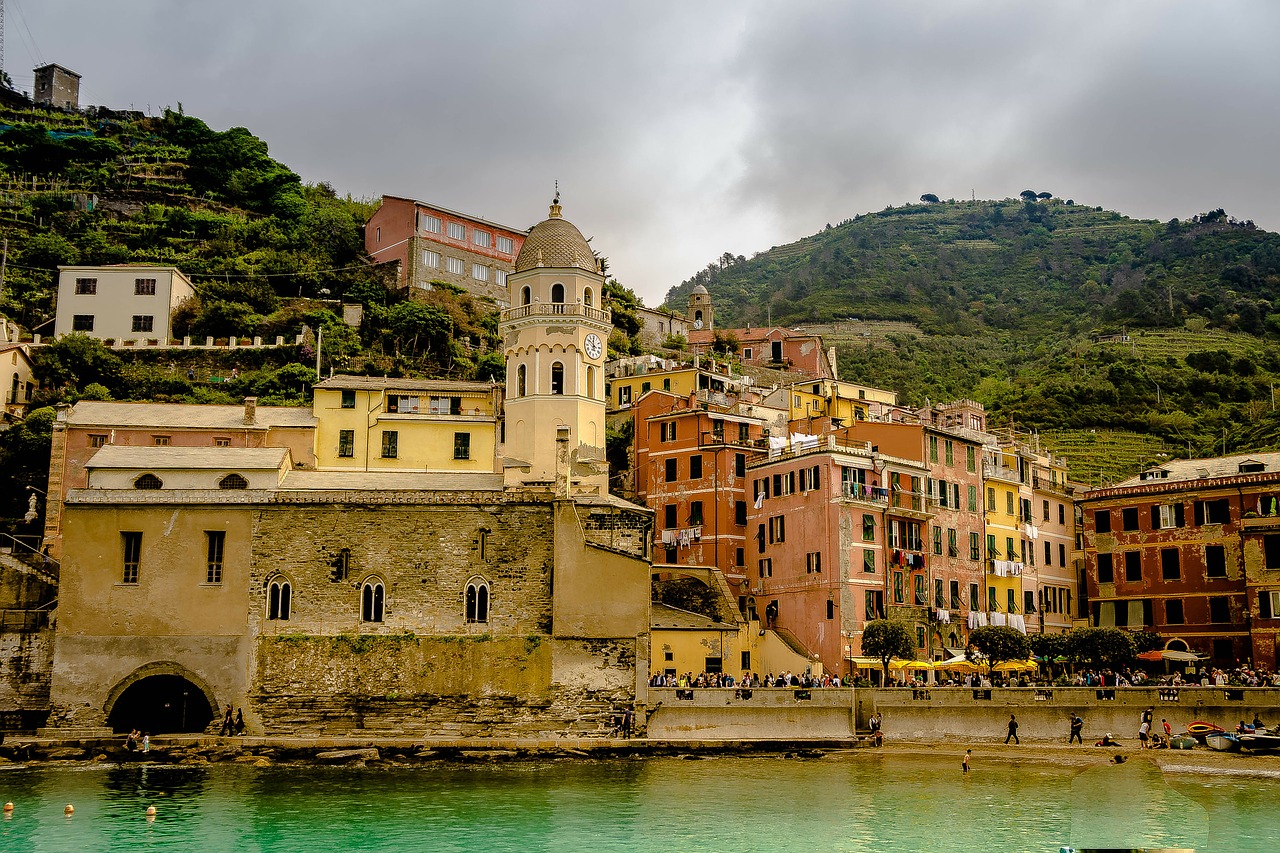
1161, 649, 1206, 662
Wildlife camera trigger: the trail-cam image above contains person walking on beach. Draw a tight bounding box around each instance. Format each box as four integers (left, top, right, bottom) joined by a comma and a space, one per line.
1069, 714, 1084, 744
962, 749, 971, 773
1005, 714, 1019, 744
1139, 719, 1151, 749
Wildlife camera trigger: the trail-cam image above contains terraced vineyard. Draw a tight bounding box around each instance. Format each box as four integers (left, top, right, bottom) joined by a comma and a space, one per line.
1040, 428, 1180, 487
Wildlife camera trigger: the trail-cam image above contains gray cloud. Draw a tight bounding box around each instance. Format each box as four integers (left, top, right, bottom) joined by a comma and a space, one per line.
11, 1, 1280, 304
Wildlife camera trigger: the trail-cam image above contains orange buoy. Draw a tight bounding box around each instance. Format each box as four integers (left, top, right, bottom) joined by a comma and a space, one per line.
2, 802, 12, 812
146, 806, 157, 817
64, 804, 74, 815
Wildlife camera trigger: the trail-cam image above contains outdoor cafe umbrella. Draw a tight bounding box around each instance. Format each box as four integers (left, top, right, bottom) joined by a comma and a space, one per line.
992, 658, 1039, 672
938, 653, 979, 671
1138, 649, 1206, 663
888, 659, 933, 670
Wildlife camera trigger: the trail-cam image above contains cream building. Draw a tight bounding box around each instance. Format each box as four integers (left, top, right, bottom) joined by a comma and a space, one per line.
53, 265, 196, 343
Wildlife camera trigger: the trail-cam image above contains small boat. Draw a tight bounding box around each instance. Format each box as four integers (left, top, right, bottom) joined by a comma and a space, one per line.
1186, 720, 1225, 743
1239, 730, 1280, 752
1169, 734, 1197, 749
1205, 733, 1241, 752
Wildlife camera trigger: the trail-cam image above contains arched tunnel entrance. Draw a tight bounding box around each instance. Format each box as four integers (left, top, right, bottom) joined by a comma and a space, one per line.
106, 674, 215, 734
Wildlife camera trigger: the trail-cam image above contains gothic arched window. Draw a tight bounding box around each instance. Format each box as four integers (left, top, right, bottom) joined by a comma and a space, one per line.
267, 578, 292, 620
361, 579, 385, 623
465, 579, 490, 624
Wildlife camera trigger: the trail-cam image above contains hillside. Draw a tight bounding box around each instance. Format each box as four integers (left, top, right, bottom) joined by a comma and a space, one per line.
663, 199, 1280, 477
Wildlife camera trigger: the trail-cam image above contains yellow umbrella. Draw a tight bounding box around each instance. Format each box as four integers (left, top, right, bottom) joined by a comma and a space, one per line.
889, 659, 933, 670
938, 655, 979, 672
992, 658, 1038, 672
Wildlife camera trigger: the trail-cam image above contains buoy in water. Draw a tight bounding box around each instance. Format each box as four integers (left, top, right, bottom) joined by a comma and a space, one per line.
2, 802, 12, 812
64, 804, 74, 815
146, 806, 157, 817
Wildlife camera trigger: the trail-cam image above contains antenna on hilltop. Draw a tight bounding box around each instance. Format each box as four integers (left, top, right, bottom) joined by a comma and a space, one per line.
1, 0, 6, 83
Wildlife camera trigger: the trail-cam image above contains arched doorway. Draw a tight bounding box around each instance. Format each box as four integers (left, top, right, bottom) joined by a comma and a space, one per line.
105, 664, 217, 734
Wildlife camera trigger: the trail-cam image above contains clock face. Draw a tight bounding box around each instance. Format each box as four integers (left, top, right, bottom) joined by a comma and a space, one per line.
694, 319, 704, 330
584, 333, 603, 360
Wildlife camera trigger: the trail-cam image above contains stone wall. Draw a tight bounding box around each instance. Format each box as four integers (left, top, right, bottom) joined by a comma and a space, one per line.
0, 627, 53, 730
645, 687, 856, 739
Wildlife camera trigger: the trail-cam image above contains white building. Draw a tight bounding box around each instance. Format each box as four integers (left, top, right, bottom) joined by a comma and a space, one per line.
54, 265, 196, 343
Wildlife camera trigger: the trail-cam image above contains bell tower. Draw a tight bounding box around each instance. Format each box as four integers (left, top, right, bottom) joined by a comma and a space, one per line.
500, 195, 612, 493
688, 284, 713, 331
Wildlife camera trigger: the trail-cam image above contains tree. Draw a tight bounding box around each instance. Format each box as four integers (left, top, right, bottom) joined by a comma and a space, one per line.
862, 619, 914, 684
1020, 189, 1038, 201
967, 626, 1031, 679
32, 334, 124, 393
1064, 627, 1136, 669
1036, 191, 1053, 200
920, 193, 940, 204
0, 407, 57, 521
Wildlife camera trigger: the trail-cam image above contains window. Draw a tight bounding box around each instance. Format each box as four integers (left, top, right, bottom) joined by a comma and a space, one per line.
1097, 553, 1114, 584
689, 501, 704, 525
947, 528, 958, 557
1058, 504, 1066, 525
1153, 503, 1184, 529
472, 230, 491, 248
338, 430, 354, 458
932, 526, 942, 555
521, 286, 532, 306
219, 473, 248, 490
929, 436, 938, 463
969, 532, 981, 561
361, 580, 385, 623
586, 366, 596, 399
1025, 590, 1036, 614
665, 505, 678, 527
1161, 547, 1181, 581
1008, 588, 1017, 613
968, 485, 978, 513
515, 364, 527, 397
966, 446, 976, 473
758, 558, 773, 578
206, 531, 225, 584
121, 532, 142, 584
134, 473, 163, 490
472, 264, 489, 282
341, 389, 356, 408
134, 278, 157, 295
1209, 596, 1230, 624
736, 548, 744, 567
214, 437, 231, 447
497, 235, 514, 254
690, 455, 703, 479
550, 362, 564, 395
945, 441, 954, 466
551, 283, 565, 303
1166, 599, 1184, 625
665, 458, 677, 482
448, 222, 466, 240
1059, 543, 1066, 567
153, 435, 171, 446
421, 213, 441, 233
863, 549, 876, 573
935, 578, 945, 609
1006, 492, 1014, 516
987, 533, 998, 556
446, 257, 465, 275
454, 432, 471, 460
267, 578, 291, 620
1266, 535, 1280, 571
987, 486, 996, 511
89, 434, 107, 448
735, 453, 746, 477
1044, 541, 1052, 566
893, 571, 904, 604
1202, 499, 1231, 525
768, 515, 785, 544
381, 431, 398, 458
583, 287, 594, 307
735, 500, 747, 526
806, 552, 822, 574
72, 315, 94, 332
1043, 500, 1050, 522
969, 582, 980, 610
1094, 510, 1112, 534
495, 270, 507, 287
826, 599, 835, 620
75, 278, 98, 295
1124, 551, 1142, 583
466, 579, 490, 623
1121, 507, 1140, 531
1260, 591, 1280, 620
865, 590, 884, 620
422, 250, 440, 268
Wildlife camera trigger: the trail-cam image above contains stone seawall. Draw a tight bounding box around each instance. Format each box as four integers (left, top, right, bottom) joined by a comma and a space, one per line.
866, 687, 1280, 741
0, 626, 53, 730
646, 687, 857, 739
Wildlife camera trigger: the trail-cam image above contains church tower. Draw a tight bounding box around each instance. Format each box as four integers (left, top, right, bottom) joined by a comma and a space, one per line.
688, 284, 713, 331
500, 196, 612, 493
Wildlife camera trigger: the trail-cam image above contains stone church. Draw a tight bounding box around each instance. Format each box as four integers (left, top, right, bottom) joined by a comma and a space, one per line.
47, 201, 656, 737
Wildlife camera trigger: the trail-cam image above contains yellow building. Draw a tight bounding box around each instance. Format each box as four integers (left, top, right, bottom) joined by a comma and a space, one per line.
983, 443, 1028, 622
780, 378, 897, 426
650, 604, 817, 680
312, 376, 502, 473
606, 362, 741, 412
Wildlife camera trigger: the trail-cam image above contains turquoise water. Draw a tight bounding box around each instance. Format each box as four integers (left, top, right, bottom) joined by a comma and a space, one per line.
0, 754, 1274, 852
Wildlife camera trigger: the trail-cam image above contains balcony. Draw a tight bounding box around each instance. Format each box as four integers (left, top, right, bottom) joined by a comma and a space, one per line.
984, 462, 1023, 484
699, 430, 768, 450
1032, 475, 1070, 496
839, 482, 889, 506
500, 303, 611, 324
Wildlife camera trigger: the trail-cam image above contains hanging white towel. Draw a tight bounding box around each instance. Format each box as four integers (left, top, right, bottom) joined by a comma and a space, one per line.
990, 611, 1007, 627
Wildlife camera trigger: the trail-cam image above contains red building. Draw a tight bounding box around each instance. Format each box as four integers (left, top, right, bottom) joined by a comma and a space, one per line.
365, 196, 526, 305
687, 326, 833, 380
634, 390, 769, 597
1078, 452, 1280, 667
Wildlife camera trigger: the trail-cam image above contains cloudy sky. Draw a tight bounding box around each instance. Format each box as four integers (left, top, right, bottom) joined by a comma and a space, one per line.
10, 1, 1279, 305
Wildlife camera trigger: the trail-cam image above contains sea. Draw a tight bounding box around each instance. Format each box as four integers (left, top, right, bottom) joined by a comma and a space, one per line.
0, 752, 1275, 852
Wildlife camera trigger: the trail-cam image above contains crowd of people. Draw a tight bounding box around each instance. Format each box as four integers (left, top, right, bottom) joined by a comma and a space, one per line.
648, 671, 848, 688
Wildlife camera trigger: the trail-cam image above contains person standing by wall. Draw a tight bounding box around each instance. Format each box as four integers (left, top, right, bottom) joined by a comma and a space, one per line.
1069, 714, 1084, 744
1005, 714, 1020, 744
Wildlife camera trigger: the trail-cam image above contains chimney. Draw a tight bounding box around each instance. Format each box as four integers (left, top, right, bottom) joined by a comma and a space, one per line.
244, 397, 258, 425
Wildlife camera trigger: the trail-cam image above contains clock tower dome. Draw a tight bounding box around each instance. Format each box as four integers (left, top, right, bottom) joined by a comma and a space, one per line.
500, 196, 612, 493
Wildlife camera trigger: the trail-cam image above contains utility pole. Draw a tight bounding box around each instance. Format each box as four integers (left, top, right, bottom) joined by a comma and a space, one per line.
315, 325, 323, 379
0, 238, 8, 304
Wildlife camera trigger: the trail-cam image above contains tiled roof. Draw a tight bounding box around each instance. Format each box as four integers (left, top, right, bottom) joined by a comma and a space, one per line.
281, 470, 504, 491
68, 401, 315, 430
85, 446, 289, 470
313, 375, 496, 394
1114, 452, 1280, 487
513, 206, 596, 273
651, 603, 724, 630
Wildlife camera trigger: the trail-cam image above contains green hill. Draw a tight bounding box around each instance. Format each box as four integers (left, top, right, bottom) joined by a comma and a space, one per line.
664, 198, 1280, 473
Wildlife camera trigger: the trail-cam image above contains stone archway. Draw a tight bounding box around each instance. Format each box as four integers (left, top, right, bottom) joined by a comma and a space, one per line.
104, 661, 219, 734
1165, 638, 1190, 653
